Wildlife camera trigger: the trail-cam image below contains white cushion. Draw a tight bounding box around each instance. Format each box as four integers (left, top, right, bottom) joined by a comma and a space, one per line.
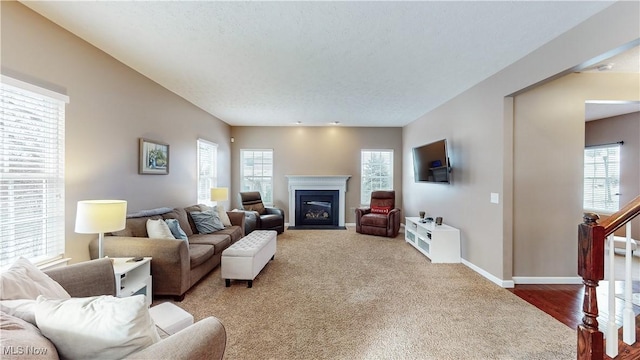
0, 257, 70, 300
0, 299, 38, 325
35, 295, 160, 360
146, 218, 175, 239
215, 205, 232, 227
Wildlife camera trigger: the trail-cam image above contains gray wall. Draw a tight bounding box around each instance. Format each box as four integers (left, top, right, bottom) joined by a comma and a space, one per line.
1, 2, 233, 263
585, 111, 640, 240
229, 127, 403, 223
403, 1, 639, 284
513, 73, 640, 278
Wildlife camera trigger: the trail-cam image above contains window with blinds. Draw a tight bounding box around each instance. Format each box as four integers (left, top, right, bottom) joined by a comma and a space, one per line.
240, 149, 273, 205
584, 143, 621, 213
361, 149, 394, 204
1, 76, 68, 267
197, 139, 218, 204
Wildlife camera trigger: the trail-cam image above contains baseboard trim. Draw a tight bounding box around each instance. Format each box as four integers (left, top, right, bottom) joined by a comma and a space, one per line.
512, 276, 583, 285
461, 259, 515, 288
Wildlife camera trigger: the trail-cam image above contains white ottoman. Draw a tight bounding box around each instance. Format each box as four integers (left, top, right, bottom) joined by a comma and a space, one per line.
221, 230, 277, 288
149, 302, 194, 335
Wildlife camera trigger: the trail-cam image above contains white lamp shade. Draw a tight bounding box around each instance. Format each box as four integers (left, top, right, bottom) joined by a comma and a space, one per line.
210, 187, 229, 202
75, 200, 127, 234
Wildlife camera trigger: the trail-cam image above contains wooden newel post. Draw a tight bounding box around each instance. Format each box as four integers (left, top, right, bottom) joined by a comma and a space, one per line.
577, 212, 605, 360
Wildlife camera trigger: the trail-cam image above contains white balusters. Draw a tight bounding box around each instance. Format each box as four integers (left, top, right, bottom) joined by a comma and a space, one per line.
605, 222, 637, 359
622, 222, 635, 345
606, 234, 618, 358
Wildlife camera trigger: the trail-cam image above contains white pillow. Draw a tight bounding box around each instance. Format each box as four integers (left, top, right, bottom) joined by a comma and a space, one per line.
0, 257, 70, 300
146, 218, 175, 239
215, 205, 232, 227
0, 299, 38, 325
35, 295, 161, 360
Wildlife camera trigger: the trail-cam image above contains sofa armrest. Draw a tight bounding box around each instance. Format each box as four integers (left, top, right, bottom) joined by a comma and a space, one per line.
45, 258, 116, 297
125, 317, 226, 360
89, 236, 190, 297
226, 210, 245, 232
265, 207, 284, 218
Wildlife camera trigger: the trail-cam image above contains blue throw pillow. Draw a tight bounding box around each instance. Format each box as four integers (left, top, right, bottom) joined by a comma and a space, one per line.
164, 219, 188, 241
189, 209, 225, 234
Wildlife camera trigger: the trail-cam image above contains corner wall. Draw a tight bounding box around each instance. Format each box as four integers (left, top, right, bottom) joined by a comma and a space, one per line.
402, 1, 640, 285
1, 2, 232, 263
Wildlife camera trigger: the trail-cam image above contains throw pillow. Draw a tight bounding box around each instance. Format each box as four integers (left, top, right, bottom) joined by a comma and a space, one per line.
35, 295, 160, 360
371, 206, 391, 214
164, 219, 188, 241
245, 202, 266, 215
0, 257, 70, 300
214, 205, 232, 227
146, 219, 175, 239
189, 209, 225, 234
0, 299, 38, 325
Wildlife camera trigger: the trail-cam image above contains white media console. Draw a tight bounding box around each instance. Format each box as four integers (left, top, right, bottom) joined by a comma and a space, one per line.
405, 217, 461, 263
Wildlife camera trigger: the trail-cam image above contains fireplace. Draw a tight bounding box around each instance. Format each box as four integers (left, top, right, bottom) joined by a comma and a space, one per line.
286, 175, 351, 229
295, 190, 339, 228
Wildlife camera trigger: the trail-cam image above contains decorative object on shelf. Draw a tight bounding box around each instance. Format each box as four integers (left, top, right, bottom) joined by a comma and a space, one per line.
419, 211, 425, 220
75, 200, 127, 258
211, 187, 229, 210
435, 217, 443, 225
139, 138, 169, 175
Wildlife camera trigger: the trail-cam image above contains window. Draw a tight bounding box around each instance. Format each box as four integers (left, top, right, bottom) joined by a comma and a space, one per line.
584, 143, 621, 213
1, 76, 68, 267
197, 139, 218, 205
240, 149, 273, 205
361, 150, 393, 204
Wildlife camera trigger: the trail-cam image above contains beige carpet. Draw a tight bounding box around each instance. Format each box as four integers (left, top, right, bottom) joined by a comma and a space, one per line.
155, 228, 576, 359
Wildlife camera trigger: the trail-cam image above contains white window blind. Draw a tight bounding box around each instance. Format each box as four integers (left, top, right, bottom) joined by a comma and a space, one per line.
361, 149, 393, 204
584, 143, 621, 213
197, 139, 218, 204
1, 76, 68, 268
240, 149, 273, 205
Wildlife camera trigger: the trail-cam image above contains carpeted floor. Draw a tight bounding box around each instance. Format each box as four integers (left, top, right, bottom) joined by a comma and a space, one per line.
155, 228, 577, 359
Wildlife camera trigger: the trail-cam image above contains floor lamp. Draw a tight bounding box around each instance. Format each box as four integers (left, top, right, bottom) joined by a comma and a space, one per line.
75, 200, 127, 259
211, 187, 229, 210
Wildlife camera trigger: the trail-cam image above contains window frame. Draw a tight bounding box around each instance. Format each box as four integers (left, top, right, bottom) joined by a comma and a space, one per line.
1, 75, 69, 268
196, 139, 218, 205
240, 149, 274, 206
583, 143, 621, 214
360, 149, 394, 205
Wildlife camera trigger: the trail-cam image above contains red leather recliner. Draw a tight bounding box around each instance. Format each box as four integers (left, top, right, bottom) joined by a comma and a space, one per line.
355, 190, 401, 237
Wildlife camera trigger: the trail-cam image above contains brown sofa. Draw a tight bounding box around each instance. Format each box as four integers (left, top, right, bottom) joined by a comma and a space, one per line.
90, 205, 244, 300
0, 258, 226, 360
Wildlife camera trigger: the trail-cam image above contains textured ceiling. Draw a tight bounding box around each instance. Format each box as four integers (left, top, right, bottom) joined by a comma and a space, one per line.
22, 1, 617, 127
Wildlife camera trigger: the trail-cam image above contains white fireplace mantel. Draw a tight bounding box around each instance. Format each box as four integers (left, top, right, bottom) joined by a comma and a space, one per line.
286, 175, 351, 227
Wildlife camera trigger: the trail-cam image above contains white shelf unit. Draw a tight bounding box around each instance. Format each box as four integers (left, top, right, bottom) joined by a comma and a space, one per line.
111, 257, 152, 307
405, 217, 461, 263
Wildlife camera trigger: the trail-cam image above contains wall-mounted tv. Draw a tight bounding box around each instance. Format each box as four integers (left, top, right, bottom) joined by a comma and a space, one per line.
412, 139, 451, 183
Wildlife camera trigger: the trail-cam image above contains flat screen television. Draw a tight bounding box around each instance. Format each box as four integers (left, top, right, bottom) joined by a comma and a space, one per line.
412, 139, 451, 183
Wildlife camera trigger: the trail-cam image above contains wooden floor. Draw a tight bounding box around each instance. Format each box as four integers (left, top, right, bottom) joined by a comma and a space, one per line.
509, 281, 640, 359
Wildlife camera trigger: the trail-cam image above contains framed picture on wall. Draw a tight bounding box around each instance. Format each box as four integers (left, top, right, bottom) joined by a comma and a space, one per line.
139, 138, 169, 175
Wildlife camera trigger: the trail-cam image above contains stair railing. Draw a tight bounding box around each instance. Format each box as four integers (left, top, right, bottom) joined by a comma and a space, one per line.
577, 195, 640, 360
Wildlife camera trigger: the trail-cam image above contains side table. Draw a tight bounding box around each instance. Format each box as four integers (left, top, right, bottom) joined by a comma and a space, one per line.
111, 257, 152, 307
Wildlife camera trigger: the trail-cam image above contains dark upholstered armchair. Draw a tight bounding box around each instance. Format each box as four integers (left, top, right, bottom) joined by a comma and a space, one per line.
355, 190, 401, 238
238, 191, 285, 234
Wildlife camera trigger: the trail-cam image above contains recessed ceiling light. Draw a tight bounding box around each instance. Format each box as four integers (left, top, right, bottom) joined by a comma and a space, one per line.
596, 63, 614, 71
